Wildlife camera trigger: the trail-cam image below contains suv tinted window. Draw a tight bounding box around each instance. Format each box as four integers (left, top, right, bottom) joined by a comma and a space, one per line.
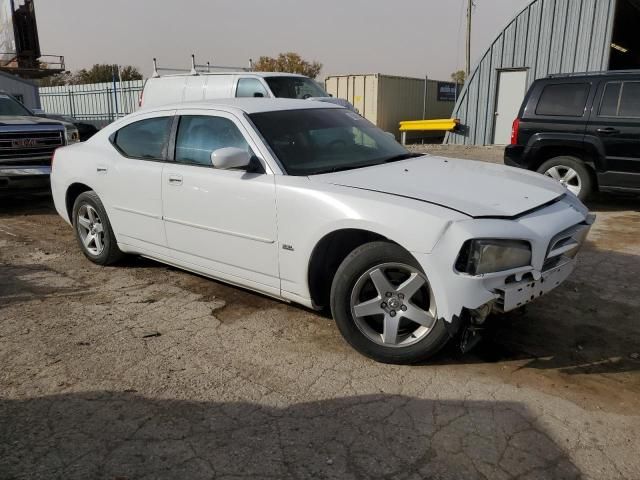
535, 83, 590, 117
236, 78, 268, 98
599, 82, 621, 116
114, 117, 171, 159
618, 82, 640, 117
175, 115, 253, 166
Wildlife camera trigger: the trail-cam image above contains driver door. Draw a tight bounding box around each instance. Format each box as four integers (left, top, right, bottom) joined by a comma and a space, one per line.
161, 110, 280, 292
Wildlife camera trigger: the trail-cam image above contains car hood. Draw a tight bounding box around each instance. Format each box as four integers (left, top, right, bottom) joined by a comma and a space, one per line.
309, 155, 567, 218
0, 115, 65, 127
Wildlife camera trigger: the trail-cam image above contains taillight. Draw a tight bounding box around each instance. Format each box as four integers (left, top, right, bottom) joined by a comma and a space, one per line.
510, 118, 520, 145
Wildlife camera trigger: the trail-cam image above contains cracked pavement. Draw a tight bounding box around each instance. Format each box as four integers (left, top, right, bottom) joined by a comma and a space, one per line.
1, 149, 639, 479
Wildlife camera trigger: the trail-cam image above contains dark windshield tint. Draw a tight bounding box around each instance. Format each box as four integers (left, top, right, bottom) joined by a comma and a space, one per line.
0, 94, 32, 116
249, 108, 410, 176
265, 77, 328, 99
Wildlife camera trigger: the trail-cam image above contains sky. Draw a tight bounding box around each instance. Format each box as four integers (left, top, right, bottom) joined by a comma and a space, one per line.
34, 0, 532, 81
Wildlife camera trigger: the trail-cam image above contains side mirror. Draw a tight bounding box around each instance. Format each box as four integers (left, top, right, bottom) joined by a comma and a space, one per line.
253, 92, 264, 98
211, 147, 251, 170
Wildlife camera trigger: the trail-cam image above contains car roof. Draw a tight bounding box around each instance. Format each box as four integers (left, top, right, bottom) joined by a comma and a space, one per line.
138, 98, 342, 115
544, 69, 640, 81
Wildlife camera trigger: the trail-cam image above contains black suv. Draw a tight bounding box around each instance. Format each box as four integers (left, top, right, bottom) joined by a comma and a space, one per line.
505, 71, 640, 200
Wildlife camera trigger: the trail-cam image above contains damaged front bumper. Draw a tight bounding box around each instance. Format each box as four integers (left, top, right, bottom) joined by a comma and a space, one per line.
412, 195, 594, 325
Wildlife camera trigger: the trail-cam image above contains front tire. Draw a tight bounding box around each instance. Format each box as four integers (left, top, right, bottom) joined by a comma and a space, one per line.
537, 156, 594, 201
72, 191, 123, 265
330, 241, 450, 364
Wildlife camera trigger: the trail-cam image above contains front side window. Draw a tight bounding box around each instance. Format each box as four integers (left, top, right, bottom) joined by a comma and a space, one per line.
249, 108, 413, 176
265, 76, 328, 99
175, 115, 253, 166
535, 83, 590, 117
113, 117, 171, 159
236, 78, 268, 98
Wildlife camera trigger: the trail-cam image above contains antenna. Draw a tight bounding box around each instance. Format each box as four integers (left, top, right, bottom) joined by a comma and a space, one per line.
152, 58, 159, 78
206, 61, 211, 73
249, 58, 254, 71
190, 54, 198, 75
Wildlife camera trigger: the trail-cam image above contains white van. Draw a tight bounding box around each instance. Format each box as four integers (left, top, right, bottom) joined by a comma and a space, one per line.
139, 72, 355, 111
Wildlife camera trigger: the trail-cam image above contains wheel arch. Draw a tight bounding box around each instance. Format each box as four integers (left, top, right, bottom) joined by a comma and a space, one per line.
307, 228, 418, 309
65, 182, 94, 221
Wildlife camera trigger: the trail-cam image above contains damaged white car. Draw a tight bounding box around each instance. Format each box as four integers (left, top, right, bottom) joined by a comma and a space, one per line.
51, 99, 594, 364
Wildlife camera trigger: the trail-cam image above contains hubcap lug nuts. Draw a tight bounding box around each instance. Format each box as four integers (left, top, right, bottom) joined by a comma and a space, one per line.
398, 293, 404, 300
386, 292, 393, 298
390, 310, 396, 317
381, 302, 387, 308
401, 305, 407, 311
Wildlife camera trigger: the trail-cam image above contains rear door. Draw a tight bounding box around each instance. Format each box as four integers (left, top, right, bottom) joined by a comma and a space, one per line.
586, 79, 640, 190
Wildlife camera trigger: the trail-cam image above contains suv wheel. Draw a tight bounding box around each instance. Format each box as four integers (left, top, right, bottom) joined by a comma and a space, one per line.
72, 191, 124, 265
330, 241, 450, 364
537, 156, 593, 201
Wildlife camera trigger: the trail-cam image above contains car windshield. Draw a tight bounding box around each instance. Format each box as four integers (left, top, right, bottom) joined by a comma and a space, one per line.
249, 108, 415, 176
0, 94, 32, 116
265, 76, 329, 99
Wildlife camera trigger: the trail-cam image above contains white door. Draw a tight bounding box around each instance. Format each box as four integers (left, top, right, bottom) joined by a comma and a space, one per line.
161, 110, 280, 290
493, 70, 528, 145
103, 111, 174, 248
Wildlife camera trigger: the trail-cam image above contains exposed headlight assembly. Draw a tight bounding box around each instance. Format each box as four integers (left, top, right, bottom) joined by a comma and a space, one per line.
455, 239, 532, 275
65, 127, 80, 144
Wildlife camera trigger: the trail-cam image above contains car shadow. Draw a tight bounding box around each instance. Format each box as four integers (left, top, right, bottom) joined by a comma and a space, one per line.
0, 392, 582, 479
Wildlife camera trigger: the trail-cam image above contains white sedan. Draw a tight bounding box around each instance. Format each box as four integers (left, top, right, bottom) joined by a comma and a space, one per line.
51, 99, 594, 364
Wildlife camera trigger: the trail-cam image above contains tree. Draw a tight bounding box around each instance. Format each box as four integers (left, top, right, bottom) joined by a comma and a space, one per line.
75, 64, 143, 84
252, 52, 322, 79
38, 64, 143, 86
450, 70, 467, 85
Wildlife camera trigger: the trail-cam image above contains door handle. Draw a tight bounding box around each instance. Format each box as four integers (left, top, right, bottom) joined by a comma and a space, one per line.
167, 174, 183, 186
96, 166, 107, 174
596, 127, 620, 135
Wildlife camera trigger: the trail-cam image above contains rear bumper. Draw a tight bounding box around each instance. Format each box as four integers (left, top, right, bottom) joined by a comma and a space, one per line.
504, 145, 527, 169
0, 165, 51, 195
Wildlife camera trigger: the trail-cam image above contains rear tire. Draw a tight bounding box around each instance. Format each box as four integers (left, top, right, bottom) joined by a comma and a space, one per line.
330, 241, 450, 364
72, 191, 124, 265
537, 156, 594, 201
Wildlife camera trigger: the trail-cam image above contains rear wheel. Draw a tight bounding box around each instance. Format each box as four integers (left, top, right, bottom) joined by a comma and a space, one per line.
330, 241, 450, 364
537, 156, 593, 201
72, 191, 123, 265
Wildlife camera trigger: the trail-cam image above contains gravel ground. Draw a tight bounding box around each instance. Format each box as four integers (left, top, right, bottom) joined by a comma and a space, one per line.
1, 147, 639, 479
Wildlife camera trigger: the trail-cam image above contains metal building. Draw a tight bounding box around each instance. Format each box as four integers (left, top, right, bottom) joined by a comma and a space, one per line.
325, 74, 456, 137
446, 0, 640, 145
0, 69, 40, 109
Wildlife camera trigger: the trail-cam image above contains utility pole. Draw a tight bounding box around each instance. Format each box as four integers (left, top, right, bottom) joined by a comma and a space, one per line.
465, 0, 473, 77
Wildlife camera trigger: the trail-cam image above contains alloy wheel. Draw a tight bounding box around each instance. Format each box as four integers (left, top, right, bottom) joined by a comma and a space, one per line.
350, 263, 437, 348
76, 204, 105, 256
544, 165, 582, 196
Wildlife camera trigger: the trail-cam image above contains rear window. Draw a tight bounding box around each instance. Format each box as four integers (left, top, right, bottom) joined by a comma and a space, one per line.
113, 117, 171, 159
535, 83, 590, 117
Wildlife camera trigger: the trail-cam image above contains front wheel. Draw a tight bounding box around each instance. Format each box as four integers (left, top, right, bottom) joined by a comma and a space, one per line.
330, 241, 450, 364
537, 156, 594, 201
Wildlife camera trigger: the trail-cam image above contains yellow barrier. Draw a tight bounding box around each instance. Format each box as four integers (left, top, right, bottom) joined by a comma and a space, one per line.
398, 118, 459, 145
399, 118, 459, 132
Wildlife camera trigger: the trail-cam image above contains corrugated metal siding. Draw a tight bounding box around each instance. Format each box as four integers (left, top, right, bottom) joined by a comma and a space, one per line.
0, 72, 40, 109
446, 0, 617, 145
325, 74, 455, 137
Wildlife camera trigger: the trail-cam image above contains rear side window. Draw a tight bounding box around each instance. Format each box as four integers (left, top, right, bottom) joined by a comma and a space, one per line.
236, 78, 268, 98
599, 82, 622, 116
175, 115, 253, 166
535, 83, 590, 117
113, 117, 171, 159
